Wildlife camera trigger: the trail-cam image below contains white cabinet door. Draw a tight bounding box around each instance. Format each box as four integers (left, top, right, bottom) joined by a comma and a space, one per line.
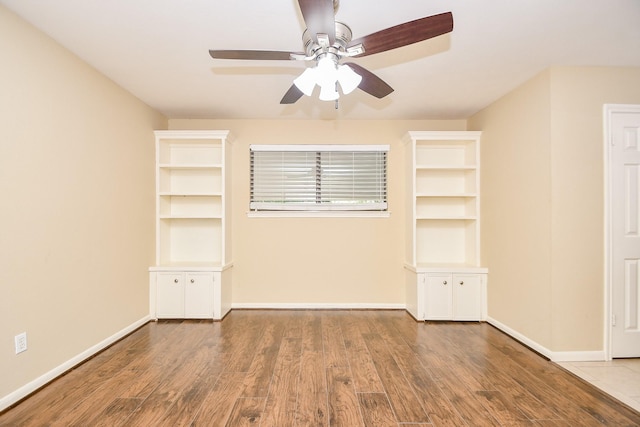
422, 272, 485, 321
452, 274, 482, 320
184, 272, 214, 318
156, 272, 185, 318
424, 274, 453, 320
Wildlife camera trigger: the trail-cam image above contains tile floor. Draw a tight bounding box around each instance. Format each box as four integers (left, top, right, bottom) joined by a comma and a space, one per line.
557, 359, 640, 412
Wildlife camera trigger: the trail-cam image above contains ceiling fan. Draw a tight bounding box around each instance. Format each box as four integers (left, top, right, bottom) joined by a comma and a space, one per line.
209, 0, 453, 105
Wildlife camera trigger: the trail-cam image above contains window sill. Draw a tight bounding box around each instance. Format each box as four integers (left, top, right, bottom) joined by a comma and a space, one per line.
247, 211, 390, 218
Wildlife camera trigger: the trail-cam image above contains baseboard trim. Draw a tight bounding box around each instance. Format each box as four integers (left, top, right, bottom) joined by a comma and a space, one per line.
231, 303, 406, 310
487, 317, 606, 362
0, 315, 151, 412
548, 350, 606, 362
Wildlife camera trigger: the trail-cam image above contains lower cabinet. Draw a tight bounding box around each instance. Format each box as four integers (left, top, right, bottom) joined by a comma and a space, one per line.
424, 273, 484, 320
406, 267, 487, 321
150, 267, 232, 320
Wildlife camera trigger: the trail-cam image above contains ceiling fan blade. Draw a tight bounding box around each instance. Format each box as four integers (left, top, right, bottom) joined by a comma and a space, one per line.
209, 50, 303, 61
347, 12, 453, 58
280, 85, 305, 104
343, 63, 394, 99
298, 0, 336, 45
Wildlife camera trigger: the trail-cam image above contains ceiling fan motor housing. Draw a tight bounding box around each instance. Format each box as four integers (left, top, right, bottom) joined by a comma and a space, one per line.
302, 21, 353, 61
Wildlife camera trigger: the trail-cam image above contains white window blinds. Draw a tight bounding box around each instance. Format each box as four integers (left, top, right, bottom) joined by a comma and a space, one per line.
250, 145, 388, 211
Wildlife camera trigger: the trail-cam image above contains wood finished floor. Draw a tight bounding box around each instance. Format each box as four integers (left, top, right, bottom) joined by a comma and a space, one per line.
1, 310, 640, 426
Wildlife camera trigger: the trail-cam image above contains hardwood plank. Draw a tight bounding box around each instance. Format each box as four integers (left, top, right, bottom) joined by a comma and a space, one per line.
357, 393, 397, 427
91, 398, 144, 427
63, 368, 147, 426
223, 314, 267, 373
296, 351, 329, 427
191, 371, 247, 426
474, 389, 534, 426
261, 337, 302, 426
226, 397, 265, 426
363, 332, 430, 423
300, 311, 324, 352
340, 315, 385, 393
478, 356, 561, 421
120, 340, 215, 426
322, 314, 349, 368
533, 420, 576, 426
381, 342, 468, 425
327, 367, 364, 427
429, 366, 501, 427
153, 357, 227, 426
241, 322, 285, 397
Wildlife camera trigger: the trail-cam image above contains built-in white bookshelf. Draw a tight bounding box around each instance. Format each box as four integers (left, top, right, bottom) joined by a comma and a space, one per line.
150, 130, 232, 320
404, 131, 487, 321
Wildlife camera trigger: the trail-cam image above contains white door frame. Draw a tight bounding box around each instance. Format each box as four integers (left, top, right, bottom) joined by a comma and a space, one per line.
604, 103, 640, 360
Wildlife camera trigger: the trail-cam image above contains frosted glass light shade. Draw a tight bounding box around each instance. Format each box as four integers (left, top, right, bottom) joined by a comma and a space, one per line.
293, 67, 317, 96
319, 83, 339, 101
292, 57, 354, 101
316, 57, 338, 86
337, 64, 362, 94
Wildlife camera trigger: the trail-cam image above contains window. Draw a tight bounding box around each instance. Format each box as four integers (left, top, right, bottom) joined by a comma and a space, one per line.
250, 145, 388, 213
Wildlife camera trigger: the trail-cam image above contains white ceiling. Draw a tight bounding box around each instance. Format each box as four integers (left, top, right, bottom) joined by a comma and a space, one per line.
2, 0, 639, 120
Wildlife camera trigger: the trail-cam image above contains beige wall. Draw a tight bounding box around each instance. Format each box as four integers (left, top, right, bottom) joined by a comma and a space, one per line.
469, 71, 554, 347
0, 5, 166, 400
469, 66, 640, 352
548, 67, 640, 351
169, 119, 466, 306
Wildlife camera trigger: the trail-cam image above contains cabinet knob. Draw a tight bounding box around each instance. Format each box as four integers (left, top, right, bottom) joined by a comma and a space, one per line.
459, 281, 464, 285
174, 279, 179, 283
190, 279, 195, 283
443, 280, 447, 285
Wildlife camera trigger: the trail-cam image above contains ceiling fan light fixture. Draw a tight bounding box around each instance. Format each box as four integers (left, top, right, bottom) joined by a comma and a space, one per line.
336, 64, 362, 94
316, 56, 340, 101
293, 67, 317, 96
316, 56, 338, 85
319, 83, 339, 101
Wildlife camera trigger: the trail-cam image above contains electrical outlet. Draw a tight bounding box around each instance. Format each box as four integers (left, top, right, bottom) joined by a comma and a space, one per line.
15, 332, 27, 354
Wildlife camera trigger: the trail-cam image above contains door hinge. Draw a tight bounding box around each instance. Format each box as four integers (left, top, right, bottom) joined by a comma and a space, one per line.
612, 314, 617, 326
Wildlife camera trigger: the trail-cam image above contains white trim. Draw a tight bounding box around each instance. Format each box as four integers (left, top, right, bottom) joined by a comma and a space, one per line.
154, 130, 230, 139
249, 202, 388, 212
604, 104, 614, 361
487, 317, 553, 359
0, 315, 151, 412
232, 302, 405, 310
247, 210, 390, 218
550, 350, 607, 363
486, 317, 605, 362
250, 144, 389, 152
603, 104, 640, 361
405, 131, 482, 141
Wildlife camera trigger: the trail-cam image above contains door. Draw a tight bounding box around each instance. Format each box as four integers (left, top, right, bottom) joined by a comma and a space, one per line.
610, 107, 640, 357
184, 272, 214, 318
425, 274, 453, 320
452, 274, 482, 320
156, 272, 185, 318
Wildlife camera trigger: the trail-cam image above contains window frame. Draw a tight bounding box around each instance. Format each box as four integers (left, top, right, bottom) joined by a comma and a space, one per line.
249, 144, 390, 218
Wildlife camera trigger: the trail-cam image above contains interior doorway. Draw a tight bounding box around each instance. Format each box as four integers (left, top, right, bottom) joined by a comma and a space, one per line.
606, 104, 640, 358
